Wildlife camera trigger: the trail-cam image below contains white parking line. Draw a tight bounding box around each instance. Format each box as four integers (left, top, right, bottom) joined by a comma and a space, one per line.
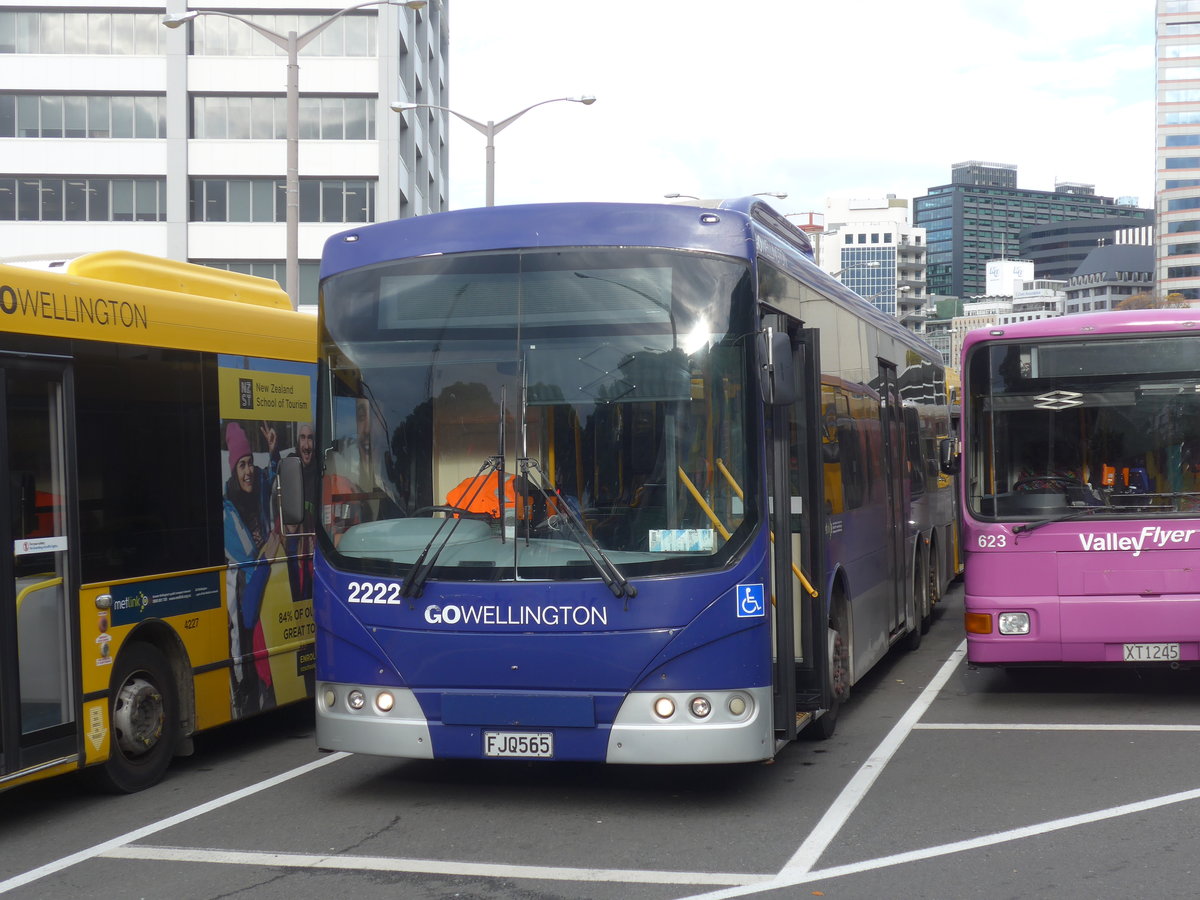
915, 722, 1200, 731
678, 783, 1200, 897
103, 845, 769, 887
0, 752, 351, 896
782, 640, 969, 875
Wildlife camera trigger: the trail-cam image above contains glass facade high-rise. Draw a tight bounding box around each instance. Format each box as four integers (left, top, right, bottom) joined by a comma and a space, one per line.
0, 1, 449, 306
915, 162, 1150, 299
1156, 0, 1200, 302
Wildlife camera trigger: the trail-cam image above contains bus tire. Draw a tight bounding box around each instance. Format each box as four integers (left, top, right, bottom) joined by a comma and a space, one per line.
89, 642, 179, 794
922, 541, 940, 634
807, 598, 849, 741
902, 557, 927, 651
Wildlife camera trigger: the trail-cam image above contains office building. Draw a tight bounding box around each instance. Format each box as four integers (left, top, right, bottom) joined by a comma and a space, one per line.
0, 0, 448, 305
1020, 214, 1155, 281
1156, 0, 1200, 302
914, 161, 1150, 300
822, 195, 928, 332
1064, 244, 1155, 315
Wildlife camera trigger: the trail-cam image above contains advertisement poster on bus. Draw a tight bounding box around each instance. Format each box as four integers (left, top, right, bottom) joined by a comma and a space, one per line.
218, 354, 317, 719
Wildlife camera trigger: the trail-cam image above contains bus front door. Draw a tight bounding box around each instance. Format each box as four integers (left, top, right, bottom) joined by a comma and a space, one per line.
764, 316, 828, 741
0, 362, 79, 784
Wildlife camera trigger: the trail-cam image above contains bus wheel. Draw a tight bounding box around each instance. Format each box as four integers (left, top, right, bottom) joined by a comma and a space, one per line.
922, 545, 940, 634
903, 560, 927, 651
91, 642, 179, 793
807, 600, 849, 741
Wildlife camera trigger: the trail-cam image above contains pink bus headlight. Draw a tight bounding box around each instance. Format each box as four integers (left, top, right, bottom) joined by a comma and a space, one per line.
997, 612, 1030, 635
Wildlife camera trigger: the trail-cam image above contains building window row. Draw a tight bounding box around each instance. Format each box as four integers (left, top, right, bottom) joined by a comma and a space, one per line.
1166, 155, 1200, 168
193, 96, 376, 141
1167, 218, 1200, 233
1167, 195, 1200, 210
1164, 22, 1200, 36
1166, 178, 1200, 188
190, 14, 377, 57
1165, 111, 1200, 124
1167, 265, 1200, 278
1163, 66, 1200, 79
0, 11, 164, 54
201, 259, 319, 303
843, 232, 894, 245
1165, 132, 1200, 145
0, 93, 166, 139
190, 177, 375, 223
1163, 42, 1200, 58
1164, 0, 1200, 14
0, 176, 165, 221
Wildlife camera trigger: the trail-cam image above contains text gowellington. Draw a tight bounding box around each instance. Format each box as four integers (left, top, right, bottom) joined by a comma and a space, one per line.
0, 283, 149, 330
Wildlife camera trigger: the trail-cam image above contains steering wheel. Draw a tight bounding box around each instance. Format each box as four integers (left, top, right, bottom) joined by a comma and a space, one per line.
1012, 475, 1083, 493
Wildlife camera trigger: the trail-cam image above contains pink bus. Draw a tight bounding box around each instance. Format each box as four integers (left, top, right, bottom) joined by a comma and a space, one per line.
958, 309, 1200, 666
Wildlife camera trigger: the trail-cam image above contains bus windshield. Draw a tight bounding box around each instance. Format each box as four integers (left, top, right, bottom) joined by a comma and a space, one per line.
318, 247, 759, 581
964, 333, 1200, 521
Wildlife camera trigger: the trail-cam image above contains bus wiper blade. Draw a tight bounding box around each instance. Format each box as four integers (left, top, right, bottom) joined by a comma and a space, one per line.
1012, 506, 1108, 535
521, 458, 637, 602
401, 457, 500, 599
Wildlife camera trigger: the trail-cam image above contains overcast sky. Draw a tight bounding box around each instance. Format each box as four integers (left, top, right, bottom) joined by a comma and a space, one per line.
440, 0, 1155, 218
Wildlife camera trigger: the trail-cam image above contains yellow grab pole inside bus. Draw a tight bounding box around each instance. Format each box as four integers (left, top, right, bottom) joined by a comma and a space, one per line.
715, 458, 819, 598
676, 467, 731, 540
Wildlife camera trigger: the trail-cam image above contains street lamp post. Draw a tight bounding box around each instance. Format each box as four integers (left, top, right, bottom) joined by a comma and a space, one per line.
163, 0, 427, 308
390, 97, 596, 207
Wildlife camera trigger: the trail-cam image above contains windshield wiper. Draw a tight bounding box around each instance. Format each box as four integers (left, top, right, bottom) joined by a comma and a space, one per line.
1011, 506, 1109, 535
400, 457, 500, 599
520, 458, 637, 603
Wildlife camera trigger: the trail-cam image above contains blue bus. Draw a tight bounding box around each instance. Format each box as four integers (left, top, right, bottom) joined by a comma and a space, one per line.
288, 199, 954, 764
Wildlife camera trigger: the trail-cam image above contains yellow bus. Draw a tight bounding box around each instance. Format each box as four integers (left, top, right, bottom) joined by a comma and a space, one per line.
0, 251, 316, 793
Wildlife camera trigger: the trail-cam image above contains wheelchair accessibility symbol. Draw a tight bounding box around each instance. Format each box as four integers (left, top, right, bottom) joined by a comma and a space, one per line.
736, 583, 765, 618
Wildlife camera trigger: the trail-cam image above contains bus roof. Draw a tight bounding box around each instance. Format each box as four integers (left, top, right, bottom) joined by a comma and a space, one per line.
322, 199, 940, 362
961, 308, 1200, 356
0, 251, 313, 362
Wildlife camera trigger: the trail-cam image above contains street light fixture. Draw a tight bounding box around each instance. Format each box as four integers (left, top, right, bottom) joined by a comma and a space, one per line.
390, 96, 596, 207
830, 260, 882, 279
163, 0, 428, 308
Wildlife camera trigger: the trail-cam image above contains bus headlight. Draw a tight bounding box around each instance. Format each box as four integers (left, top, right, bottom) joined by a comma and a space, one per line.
653, 696, 676, 719
323, 688, 337, 709
998, 612, 1030, 635
690, 696, 712, 718
348, 690, 366, 710
376, 691, 395, 712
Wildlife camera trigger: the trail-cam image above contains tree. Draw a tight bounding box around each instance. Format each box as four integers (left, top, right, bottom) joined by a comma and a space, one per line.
1115, 290, 1191, 310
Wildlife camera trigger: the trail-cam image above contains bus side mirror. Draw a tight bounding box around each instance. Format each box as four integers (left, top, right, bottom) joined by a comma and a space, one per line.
938, 437, 959, 475
278, 455, 305, 527
758, 328, 799, 406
